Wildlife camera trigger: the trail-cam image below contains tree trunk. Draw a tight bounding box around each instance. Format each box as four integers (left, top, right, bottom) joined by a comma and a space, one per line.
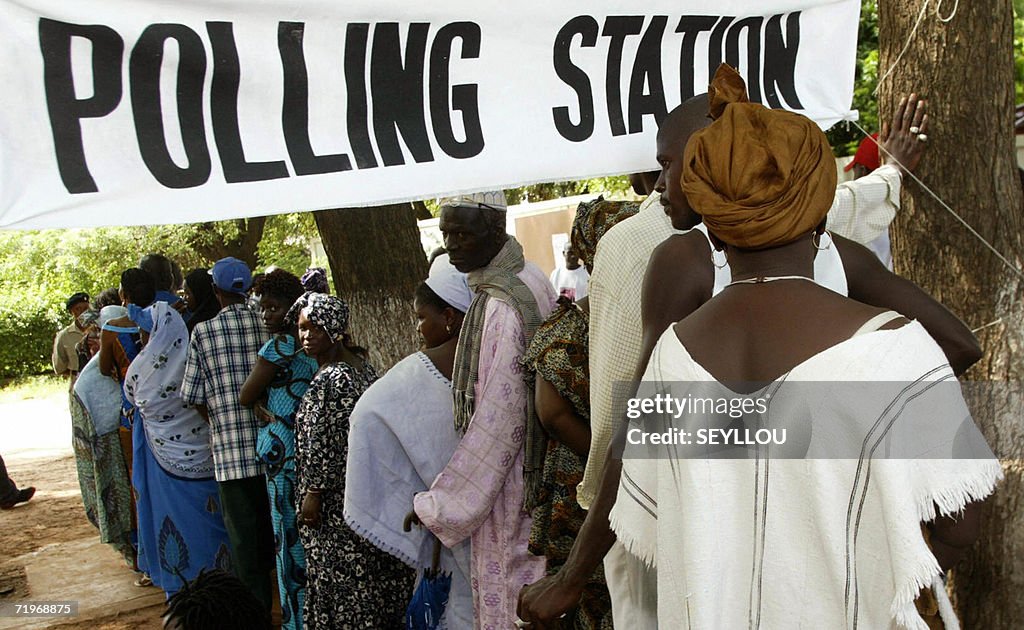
312, 204, 428, 371
879, 1, 1024, 626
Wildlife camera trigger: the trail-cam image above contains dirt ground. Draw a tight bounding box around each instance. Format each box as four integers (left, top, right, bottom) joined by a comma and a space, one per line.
0, 455, 165, 629
0, 384, 166, 630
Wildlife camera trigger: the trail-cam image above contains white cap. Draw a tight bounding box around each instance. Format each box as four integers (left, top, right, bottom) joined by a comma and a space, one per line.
438, 190, 508, 212
425, 254, 473, 313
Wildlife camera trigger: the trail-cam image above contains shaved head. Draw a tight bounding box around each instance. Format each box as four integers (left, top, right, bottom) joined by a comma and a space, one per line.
654, 93, 712, 230
659, 93, 712, 148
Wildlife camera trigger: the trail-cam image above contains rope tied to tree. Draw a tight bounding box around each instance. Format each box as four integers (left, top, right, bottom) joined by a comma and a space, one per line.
847, 119, 1023, 335
874, 0, 961, 96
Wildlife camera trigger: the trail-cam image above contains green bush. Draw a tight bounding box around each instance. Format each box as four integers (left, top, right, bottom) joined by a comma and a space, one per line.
0, 294, 65, 379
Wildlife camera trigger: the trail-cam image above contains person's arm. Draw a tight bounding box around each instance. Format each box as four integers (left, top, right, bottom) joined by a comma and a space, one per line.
413, 301, 529, 548
193, 403, 210, 424
927, 500, 985, 572
298, 373, 349, 529
826, 166, 901, 245
52, 331, 70, 376
239, 356, 277, 407
179, 330, 208, 411
518, 235, 712, 625
837, 234, 982, 375
638, 233, 713, 376
827, 95, 928, 244
534, 377, 590, 457
518, 441, 621, 628
301, 372, 353, 493
98, 329, 117, 377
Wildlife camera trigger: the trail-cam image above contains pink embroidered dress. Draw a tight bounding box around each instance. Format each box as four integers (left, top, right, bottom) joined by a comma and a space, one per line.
414, 262, 555, 630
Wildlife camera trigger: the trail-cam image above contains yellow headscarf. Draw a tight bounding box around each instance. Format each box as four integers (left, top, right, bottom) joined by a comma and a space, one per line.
681, 64, 836, 250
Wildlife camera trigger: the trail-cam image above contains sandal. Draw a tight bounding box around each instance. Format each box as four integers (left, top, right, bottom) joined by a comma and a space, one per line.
133, 574, 153, 587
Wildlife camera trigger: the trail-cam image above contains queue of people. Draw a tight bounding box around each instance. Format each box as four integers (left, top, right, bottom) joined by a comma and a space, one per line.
50, 63, 1001, 630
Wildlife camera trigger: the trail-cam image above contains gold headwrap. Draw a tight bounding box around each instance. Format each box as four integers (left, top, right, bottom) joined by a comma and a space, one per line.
681, 64, 836, 250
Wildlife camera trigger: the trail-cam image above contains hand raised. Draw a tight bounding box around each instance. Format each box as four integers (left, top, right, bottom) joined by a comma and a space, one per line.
879, 94, 929, 175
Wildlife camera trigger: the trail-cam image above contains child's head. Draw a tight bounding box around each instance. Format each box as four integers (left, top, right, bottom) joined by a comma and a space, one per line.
162, 569, 270, 630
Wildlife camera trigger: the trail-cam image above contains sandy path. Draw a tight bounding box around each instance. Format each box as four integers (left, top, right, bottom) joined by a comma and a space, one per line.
0, 389, 164, 629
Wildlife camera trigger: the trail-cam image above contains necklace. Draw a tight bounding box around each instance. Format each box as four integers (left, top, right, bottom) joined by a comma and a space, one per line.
725, 274, 815, 287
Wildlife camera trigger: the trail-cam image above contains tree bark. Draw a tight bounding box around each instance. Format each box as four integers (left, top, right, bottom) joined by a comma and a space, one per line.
879, 1, 1024, 626
312, 204, 428, 371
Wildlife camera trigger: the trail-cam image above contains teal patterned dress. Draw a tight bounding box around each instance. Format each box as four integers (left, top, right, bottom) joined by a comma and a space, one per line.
256, 334, 318, 630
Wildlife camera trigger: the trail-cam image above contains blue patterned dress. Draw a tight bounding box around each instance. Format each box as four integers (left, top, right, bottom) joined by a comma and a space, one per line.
256, 334, 318, 630
131, 415, 232, 597
124, 304, 232, 598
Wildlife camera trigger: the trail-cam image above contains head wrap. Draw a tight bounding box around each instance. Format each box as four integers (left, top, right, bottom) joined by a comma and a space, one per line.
570, 196, 640, 272
439, 190, 508, 213
286, 291, 350, 343
98, 305, 128, 329
300, 267, 330, 294
681, 64, 837, 250
424, 254, 473, 313
77, 309, 99, 329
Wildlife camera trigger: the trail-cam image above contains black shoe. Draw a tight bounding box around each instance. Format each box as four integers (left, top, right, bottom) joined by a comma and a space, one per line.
0, 487, 35, 509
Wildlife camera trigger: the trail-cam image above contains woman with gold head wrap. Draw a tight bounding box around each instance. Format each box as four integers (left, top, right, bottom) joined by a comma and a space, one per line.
605, 65, 1000, 629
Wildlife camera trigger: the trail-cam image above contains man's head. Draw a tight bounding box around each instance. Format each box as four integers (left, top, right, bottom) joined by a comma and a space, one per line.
139, 253, 175, 292
65, 292, 90, 326
629, 171, 660, 196
655, 95, 713, 231
844, 133, 880, 180
209, 257, 252, 306
438, 191, 509, 272
563, 241, 581, 270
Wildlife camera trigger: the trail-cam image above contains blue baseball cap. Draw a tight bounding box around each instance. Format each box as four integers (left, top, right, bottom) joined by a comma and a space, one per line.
209, 257, 252, 295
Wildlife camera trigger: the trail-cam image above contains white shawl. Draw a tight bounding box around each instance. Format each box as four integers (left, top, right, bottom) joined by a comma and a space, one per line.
124, 302, 214, 479
73, 353, 122, 436
610, 321, 1002, 630
344, 352, 472, 629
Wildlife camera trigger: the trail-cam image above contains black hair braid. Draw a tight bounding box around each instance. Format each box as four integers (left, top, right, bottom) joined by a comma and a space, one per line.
163, 569, 270, 630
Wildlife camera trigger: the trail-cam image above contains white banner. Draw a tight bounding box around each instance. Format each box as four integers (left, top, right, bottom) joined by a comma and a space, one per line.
0, 0, 860, 229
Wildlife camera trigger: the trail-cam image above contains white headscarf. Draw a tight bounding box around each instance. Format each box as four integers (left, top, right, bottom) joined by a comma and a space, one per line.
425, 254, 473, 313
98, 305, 128, 329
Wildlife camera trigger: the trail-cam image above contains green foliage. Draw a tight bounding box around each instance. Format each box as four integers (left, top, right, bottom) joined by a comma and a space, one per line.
504, 175, 634, 205
826, 0, 880, 156
257, 213, 317, 274
0, 214, 317, 377
1015, 0, 1024, 103
0, 293, 64, 378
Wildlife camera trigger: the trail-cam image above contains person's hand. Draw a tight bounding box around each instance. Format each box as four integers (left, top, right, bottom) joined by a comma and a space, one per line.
403, 509, 422, 532
254, 402, 274, 427
299, 492, 322, 528
879, 94, 929, 175
86, 334, 100, 357
517, 572, 584, 629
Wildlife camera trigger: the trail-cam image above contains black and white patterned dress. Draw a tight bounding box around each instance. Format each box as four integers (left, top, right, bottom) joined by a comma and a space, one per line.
295, 360, 415, 630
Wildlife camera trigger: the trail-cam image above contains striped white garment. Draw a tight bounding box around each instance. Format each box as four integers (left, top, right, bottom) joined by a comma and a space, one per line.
579, 164, 903, 509
609, 321, 1001, 630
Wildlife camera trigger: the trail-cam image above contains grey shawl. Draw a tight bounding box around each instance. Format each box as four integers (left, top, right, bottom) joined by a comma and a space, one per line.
452, 237, 547, 510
